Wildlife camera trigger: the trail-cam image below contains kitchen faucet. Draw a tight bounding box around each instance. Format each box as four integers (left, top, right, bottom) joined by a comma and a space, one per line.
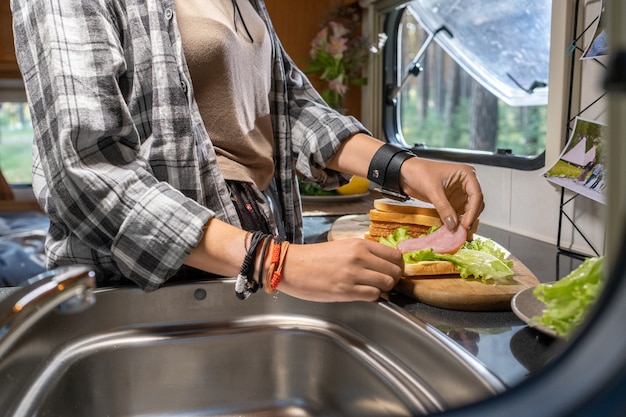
0, 265, 96, 359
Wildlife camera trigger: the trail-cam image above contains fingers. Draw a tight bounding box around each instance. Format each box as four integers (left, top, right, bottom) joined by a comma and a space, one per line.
433, 200, 459, 230
446, 165, 483, 230
343, 239, 403, 288
460, 193, 485, 231
458, 167, 484, 230
424, 181, 464, 230
401, 158, 484, 231
279, 240, 403, 303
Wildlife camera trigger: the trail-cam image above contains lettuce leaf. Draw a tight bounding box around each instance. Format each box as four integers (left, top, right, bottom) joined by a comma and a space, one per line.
437, 249, 515, 283
379, 225, 439, 248
379, 226, 412, 248
530, 256, 604, 338
463, 237, 513, 268
383, 228, 515, 284
403, 247, 515, 284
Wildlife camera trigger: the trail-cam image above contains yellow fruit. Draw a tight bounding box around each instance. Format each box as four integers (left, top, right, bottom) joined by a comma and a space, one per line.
336, 176, 370, 195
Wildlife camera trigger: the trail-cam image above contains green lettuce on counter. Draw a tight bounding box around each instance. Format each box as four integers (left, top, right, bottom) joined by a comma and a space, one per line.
530, 256, 604, 338
380, 226, 515, 284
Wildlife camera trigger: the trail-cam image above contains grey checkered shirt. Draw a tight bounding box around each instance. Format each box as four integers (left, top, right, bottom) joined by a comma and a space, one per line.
11, 0, 368, 290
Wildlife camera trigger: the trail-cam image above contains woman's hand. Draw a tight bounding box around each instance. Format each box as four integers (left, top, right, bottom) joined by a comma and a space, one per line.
186, 218, 403, 303
277, 239, 404, 302
327, 134, 484, 232
399, 157, 484, 231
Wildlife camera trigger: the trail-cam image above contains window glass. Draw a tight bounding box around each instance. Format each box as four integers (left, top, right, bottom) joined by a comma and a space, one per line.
407, 0, 551, 106
0, 101, 33, 185
389, 0, 551, 163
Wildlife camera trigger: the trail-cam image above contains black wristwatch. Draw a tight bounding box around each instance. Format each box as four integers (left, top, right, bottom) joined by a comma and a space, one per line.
367, 143, 416, 201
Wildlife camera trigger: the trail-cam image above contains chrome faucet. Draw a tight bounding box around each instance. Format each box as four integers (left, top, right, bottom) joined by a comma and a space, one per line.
0, 265, 96, 359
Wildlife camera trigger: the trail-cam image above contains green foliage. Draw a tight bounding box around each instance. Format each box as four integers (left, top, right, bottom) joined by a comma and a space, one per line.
0, 102, 33, 184
401, 89, 547, 157
304, 6, 369, 112
545, 160, 582, 178
297, 177, 337, 196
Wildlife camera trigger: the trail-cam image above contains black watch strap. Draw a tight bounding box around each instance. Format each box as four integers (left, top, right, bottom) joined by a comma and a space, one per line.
367, 143, 416, 201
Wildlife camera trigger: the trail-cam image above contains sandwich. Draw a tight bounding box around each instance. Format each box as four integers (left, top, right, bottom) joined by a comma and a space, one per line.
369, 198, 514, 283
367, 198, 458, 276
365, 198, 443, 242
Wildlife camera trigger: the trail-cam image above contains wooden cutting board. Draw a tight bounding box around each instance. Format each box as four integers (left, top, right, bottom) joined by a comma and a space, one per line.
328, 214, 540, 311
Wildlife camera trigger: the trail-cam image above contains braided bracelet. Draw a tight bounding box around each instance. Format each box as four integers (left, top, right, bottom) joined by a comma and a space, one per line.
256, 235, 273, 290
268, 241, 289, 292
247, 234, 272, 293
264, 236, 283, 293
235, 231, 267, 300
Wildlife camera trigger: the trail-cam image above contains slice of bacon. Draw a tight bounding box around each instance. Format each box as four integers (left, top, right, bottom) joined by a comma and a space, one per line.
396, 225, 467, 254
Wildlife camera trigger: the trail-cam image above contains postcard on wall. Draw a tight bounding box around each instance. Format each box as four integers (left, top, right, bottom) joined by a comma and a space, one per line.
541, 117, 607, 204
581, 0, 608, 60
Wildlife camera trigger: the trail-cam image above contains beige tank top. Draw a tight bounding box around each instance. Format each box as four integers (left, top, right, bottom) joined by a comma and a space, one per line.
174, 0, 275, 190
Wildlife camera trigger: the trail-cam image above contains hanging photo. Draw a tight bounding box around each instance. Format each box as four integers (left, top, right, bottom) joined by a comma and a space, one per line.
541, 117, 607, 204
581, 0, 608, 59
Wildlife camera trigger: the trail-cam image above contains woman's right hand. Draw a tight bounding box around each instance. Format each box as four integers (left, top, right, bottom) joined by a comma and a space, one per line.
276, 239, 404, 302
186, 218, 403, 303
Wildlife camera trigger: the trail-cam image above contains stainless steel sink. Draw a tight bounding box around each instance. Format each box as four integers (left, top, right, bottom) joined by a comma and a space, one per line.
0, 278, 505, 416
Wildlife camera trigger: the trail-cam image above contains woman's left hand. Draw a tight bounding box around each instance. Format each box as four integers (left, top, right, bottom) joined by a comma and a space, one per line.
326, 134, 484, 232
399, 157, 484, 231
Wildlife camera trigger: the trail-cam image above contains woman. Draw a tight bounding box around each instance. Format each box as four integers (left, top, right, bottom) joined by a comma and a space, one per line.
11, 0, 483, 302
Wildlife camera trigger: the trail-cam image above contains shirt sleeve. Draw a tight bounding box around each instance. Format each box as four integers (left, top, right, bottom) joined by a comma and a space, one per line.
278, 43, 371, 189
12, 0, 212, 290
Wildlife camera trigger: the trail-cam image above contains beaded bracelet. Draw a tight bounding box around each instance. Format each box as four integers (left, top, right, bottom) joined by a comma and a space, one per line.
235, 231, 267, 300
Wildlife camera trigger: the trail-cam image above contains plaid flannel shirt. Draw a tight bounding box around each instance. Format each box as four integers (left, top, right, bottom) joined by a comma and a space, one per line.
11, 0, 368, 290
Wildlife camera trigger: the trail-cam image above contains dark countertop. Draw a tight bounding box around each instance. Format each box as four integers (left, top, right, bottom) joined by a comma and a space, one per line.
0, 209, 582, 389
303, 215, 582, 387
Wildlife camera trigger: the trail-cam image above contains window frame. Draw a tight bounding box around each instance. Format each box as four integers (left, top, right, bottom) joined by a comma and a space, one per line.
381, 6, 546, 171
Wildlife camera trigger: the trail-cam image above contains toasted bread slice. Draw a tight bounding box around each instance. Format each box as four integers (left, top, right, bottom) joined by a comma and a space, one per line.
368, 208, 441, 242
368, 222, 432, 241
368, 209, 442, 227
403, 260, 459, 276
374, 198, 439, 216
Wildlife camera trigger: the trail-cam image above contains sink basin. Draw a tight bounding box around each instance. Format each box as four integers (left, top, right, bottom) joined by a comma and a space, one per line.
0, 279, 504, 416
